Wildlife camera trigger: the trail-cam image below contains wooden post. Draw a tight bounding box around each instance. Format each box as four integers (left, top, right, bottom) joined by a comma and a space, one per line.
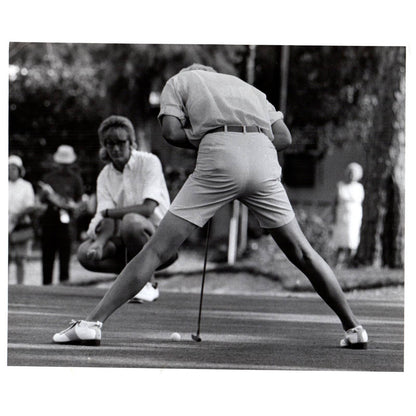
228, 200, 240, 265
280, 45, 290, 115
238, 204, 249, 255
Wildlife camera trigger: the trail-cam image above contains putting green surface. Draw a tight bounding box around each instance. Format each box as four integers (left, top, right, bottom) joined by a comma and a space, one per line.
8, 285, 403, 371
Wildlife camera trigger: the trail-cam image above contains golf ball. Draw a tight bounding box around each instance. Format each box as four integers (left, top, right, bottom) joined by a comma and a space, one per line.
170, 332, 181, 341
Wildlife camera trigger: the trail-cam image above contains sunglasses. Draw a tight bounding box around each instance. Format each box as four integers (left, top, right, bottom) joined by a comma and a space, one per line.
105, 140, 129, 149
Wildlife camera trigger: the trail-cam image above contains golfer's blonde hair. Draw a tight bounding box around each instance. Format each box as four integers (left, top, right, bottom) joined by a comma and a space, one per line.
346, 162, 363, 181
179, 63, 217, 73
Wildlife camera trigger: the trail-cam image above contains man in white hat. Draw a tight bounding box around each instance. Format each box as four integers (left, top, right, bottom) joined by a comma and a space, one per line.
38, 145, 84, 285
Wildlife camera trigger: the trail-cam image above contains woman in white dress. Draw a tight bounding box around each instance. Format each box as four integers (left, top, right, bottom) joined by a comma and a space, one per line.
332, 163, 365, 267
8, 155, 36, 284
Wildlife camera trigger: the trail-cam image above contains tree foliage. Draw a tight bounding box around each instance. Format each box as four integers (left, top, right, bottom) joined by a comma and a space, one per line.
276, 46, 382, 153
9, 42, 246, 187
255, 45, 405, 267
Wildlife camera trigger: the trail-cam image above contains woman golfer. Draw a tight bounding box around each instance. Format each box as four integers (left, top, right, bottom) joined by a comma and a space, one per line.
53, 64, 368, 349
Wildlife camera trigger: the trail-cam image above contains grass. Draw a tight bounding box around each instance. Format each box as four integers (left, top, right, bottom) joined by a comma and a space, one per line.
160, 234, 404, 293
20, 235, 404, 293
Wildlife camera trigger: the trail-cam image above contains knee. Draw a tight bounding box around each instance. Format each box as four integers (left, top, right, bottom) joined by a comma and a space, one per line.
284, 240, 316, 266
77, 241, 91, 267
121, 213, 154, 239
122, 213, 147, 226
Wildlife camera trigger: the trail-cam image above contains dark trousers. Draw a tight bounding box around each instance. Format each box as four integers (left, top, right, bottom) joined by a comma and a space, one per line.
41, 222, 72, 285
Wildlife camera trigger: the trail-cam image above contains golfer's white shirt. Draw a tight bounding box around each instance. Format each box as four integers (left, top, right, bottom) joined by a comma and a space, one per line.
88, 150, 170, 237
158, 69, 284, 145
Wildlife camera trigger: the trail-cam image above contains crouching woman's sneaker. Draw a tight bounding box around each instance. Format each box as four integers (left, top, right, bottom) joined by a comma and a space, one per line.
340, 325, 368, 349
53, 320, 103, 346
130, 282, 159, 303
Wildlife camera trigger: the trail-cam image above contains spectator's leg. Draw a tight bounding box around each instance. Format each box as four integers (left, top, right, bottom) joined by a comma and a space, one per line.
77, 237, 124, 274
58, 224, 71, 283
41, 226, 56, 285
120, 213, 158, 285
332, 248, 342, 268
345, 248, 353, 266
15, 256, 25, 284
120, 213, 155, 261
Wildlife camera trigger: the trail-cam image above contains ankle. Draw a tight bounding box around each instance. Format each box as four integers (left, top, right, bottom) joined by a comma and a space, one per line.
85, 315, 104, 325
342, 320, 360, 331
343, 324, 362, 332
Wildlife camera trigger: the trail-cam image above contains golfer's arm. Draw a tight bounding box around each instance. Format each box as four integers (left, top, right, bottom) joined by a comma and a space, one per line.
271, 119, 292, 151
161, 115, 195, 149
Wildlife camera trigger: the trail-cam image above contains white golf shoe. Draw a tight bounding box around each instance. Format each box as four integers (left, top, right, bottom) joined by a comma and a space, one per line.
340, 325, 368, 349
130, 282, 159, 303
53, 320, 102, 346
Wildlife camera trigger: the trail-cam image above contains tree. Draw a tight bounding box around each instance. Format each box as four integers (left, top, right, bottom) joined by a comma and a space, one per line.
356, 47, 405, 268
253, 45, 405, 268
9, 43, 106, 188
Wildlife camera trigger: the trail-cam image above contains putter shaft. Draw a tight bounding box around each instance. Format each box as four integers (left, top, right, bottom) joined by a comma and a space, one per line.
192, 219, 211, 342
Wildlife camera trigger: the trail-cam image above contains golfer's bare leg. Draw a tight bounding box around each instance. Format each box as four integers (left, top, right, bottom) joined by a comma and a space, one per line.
268, 218, 359, 330
86, 212, 198, 323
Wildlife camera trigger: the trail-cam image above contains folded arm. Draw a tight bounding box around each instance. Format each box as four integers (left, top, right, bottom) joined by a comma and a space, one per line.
101, 199, 158, 220
160, 115, 196, 149
271, 119, 292, 151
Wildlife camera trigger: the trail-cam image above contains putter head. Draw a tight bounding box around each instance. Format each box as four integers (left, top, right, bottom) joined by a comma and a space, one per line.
192, 334, 202, 342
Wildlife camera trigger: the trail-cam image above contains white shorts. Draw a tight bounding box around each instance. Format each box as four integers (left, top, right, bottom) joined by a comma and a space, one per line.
169, 132, 295, 229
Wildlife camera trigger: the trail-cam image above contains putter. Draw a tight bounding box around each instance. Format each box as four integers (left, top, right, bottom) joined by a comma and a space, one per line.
192, 219, 212, 342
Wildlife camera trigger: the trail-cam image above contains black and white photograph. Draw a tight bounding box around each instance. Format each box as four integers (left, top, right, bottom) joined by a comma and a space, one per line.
2, 1, 414, 415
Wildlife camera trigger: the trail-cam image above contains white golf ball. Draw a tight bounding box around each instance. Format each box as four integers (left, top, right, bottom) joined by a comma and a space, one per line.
170, 332, 181, 342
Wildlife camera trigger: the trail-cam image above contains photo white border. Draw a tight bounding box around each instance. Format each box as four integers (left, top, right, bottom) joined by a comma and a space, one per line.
1, 1, 414, 415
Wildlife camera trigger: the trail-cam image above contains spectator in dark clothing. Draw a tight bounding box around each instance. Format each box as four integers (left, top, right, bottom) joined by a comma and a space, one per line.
38, 145, 84, 285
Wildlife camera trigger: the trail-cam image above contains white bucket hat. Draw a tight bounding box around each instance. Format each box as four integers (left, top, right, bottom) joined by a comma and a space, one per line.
9, 155, 25, 177
53, 145, 77, 164
9, 155, 23, 168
